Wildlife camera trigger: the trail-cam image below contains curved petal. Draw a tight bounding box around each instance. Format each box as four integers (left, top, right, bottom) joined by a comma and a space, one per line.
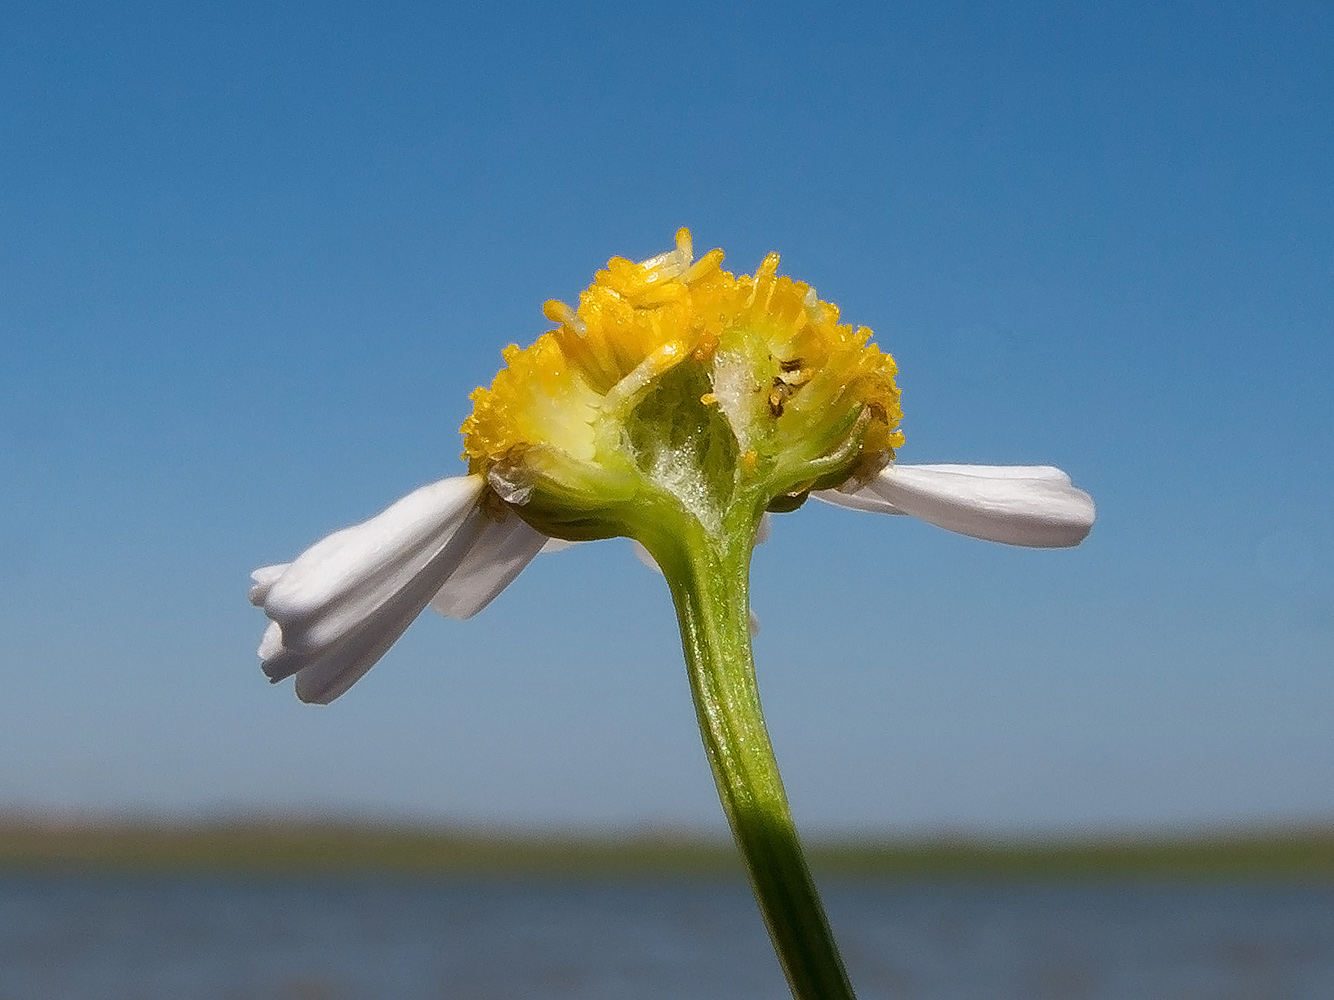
263, 476, 484, 651
429, 511, 548, 620
816, 464, 1095, 548
290, 513, 485, 702
253, 475, 490, 703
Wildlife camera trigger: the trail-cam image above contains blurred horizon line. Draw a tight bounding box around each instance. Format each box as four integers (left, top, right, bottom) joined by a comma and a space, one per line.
3, 811, 1332, 880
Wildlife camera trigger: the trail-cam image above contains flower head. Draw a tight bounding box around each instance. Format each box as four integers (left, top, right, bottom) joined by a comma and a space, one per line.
460, 228, 904, 540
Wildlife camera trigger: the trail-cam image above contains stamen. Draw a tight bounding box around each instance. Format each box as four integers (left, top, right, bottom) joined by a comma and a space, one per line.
638, 250, 678, 273
757, 253, 781, 312
602, 341, 686, 412
803, 286, 826, 325
674, 227, 693, 265
542, 299, 586, 336
635, 281, 690, 306
682, 248, 725, 284
746, 252, 782, 309
639, 227, 695, 284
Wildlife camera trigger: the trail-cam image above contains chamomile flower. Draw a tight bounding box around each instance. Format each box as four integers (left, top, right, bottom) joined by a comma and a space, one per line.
249, 230, 1094, 1000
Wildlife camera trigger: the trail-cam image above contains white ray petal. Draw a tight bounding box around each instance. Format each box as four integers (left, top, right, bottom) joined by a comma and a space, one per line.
540, 537, 579, 553
248, 564, 290, 606
258, 621, 287, 663
429, 512, 548, 620
258, 620, 318, 687
262, 476, 485, 652
813, 485, 911, 515
893, 464, 1074, 482
816, 464, 1095, 548
280, 499, 490, 703
812, 489, 910, 515
289, 622, 411, 704
290, 551, 452, 704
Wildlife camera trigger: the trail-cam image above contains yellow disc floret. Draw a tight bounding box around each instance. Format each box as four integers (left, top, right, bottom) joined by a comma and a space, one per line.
460, 229, 903, 529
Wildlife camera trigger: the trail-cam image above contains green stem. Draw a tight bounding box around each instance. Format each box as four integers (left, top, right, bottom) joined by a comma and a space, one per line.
648, 510, 857, 1000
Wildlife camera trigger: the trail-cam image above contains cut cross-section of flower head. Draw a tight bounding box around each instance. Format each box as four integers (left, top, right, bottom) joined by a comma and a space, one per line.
251, 230, 1095, 704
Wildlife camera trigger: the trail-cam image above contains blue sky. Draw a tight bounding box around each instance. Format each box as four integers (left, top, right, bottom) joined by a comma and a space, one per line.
1, 1, 1330, 834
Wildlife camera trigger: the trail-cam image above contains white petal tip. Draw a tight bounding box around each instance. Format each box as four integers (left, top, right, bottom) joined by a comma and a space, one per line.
875, 464, 1097, 548
248, 564, 290, 606
818, 464, 1096, 548
294, 676, 339, 705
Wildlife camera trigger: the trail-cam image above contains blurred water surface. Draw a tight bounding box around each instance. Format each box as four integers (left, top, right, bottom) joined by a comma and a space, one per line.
1, 874, 1330, 999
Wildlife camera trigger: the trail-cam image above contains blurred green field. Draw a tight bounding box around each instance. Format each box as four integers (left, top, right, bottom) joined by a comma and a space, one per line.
3, 819, 1331, 879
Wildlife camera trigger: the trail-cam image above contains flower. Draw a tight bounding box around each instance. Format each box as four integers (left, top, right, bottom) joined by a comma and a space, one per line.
251, 230, 1094, 704
250, 231, 1098, 1000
